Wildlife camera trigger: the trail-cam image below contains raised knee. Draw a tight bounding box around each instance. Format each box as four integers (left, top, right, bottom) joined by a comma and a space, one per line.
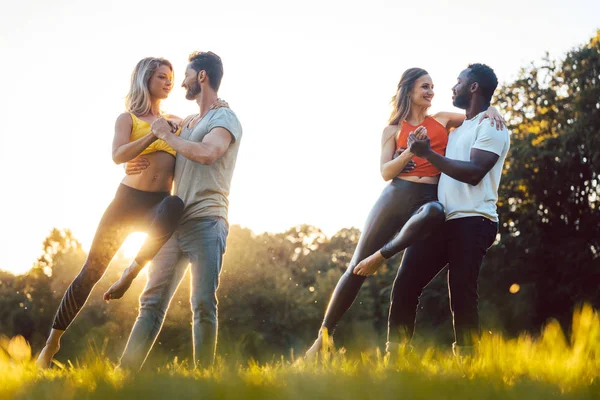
164, 196, 185, 214
166, 195, 184, 208
423, 202, 445, 223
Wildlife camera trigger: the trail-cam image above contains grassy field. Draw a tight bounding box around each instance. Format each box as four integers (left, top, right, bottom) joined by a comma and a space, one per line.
1, 306, 599, 400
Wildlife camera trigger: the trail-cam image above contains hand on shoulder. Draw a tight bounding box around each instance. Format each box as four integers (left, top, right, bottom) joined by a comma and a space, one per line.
164, 114, 183, 124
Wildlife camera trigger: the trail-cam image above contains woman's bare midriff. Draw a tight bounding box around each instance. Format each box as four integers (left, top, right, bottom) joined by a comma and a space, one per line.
398, 175, 439, 185
121, 151, 175, 193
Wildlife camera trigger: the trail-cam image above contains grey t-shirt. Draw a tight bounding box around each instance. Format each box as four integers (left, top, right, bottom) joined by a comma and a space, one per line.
174, 108, 243, 223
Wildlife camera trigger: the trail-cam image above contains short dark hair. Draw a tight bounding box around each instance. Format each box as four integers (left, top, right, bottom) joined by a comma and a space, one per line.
467, 63, 498, 103
188, 51, 224, 91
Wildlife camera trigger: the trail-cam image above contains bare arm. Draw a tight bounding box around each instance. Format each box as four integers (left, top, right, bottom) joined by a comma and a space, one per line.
152, 118, 232, 165
111, 113, 158, 164
434, 106, 505, 131
408, 133, 499, 186
434, 112, 466, 130
380, 126, 414, 181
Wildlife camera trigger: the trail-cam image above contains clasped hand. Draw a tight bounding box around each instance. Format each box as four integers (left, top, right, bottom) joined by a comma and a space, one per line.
407, 126, 430, 157
151, 117, 179, 140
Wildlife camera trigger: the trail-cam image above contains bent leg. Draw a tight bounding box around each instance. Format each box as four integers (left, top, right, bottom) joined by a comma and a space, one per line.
380, 201, 445, 259
104, 195, 185, 300
320, 183, 410, 335
135, 195, 185, 266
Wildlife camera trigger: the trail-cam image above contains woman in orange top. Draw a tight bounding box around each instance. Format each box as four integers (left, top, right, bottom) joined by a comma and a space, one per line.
37, 57, 225, 368
304, 68, 504, 358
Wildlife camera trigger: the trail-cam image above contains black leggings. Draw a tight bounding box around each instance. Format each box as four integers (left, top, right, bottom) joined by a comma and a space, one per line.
52, 184, 184, 331
321, 178, 444, 334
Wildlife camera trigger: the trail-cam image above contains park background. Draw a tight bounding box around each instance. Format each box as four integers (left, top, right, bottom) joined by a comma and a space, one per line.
0, 1, 599, 398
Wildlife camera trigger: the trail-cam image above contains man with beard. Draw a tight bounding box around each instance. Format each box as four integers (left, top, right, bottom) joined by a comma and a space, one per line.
385, 63, 510, 357
116, 51, 242, 370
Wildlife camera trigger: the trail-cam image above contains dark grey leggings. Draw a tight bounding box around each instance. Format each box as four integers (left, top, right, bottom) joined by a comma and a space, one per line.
52, 184, 184, 331
321, 178, 444, 334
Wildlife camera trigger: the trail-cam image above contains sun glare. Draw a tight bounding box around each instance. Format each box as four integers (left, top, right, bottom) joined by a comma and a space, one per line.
121, 233, 147, 259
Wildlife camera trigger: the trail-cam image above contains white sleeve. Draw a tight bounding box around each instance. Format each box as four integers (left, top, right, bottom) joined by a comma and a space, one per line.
472, 125, 508, 156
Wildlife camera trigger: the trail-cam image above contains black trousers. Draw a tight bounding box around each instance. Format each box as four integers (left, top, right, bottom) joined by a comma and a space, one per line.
387, 216, 498, 347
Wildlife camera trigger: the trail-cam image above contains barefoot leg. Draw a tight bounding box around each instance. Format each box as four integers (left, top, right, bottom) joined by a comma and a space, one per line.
104, 260, 144, 301
36, 329, 64, 369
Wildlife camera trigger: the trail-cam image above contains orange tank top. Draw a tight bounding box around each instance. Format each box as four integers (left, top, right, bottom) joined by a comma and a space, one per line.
396, 116, 448, 177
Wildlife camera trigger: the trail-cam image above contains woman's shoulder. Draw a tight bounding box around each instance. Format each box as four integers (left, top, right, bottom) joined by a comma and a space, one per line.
117, 112, 134, 120
115, 112, 134, 127
382, 124, 399, 136
381, 124, 400, 145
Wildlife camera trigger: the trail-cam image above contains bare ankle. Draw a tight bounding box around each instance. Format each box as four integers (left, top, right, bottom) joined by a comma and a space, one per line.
44, 340, 60, 351
45, 329, 64, 348
128, 260, 144, 274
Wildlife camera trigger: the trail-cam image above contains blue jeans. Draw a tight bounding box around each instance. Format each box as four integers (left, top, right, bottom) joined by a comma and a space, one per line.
119, 216, 228, 370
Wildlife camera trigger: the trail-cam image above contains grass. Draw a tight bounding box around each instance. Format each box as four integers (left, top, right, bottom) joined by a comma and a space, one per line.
1, 305, 599, 400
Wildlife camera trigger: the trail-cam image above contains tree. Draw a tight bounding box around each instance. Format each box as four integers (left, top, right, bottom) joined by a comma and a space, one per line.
489, 30, 600, 332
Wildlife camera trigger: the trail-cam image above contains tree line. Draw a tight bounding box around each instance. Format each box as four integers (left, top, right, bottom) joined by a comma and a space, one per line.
0, 31, 598, 366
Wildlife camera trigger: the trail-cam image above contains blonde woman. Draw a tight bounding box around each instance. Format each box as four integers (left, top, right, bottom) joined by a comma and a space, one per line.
36, 57, 224, 368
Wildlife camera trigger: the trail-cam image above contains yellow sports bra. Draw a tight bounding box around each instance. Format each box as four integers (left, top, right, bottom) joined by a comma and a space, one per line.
129, 113, 180, 157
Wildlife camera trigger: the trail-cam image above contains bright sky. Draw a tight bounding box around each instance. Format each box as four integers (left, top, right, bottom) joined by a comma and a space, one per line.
1, 0, 598, 274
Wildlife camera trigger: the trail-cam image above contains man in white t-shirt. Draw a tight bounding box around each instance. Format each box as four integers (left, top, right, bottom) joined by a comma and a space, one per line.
386, 63, 510, 356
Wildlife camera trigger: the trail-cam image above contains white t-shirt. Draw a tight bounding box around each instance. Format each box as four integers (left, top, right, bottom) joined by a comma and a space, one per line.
438, 111, 510, 222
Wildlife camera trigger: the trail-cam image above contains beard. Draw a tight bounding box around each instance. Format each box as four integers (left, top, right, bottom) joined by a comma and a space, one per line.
452, 92, 470, 109
185, 80, 201, 100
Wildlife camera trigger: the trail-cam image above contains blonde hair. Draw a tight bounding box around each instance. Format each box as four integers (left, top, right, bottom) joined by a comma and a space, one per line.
388, 68, 429, 126
125, 57, 173, 115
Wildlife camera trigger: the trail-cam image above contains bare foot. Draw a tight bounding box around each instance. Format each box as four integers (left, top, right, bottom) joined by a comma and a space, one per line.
104, 266, 139, 301
353, 251, 385, 276
303, 333, 334, 362
36, 343, 60, 369
303, 337, 323, 362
